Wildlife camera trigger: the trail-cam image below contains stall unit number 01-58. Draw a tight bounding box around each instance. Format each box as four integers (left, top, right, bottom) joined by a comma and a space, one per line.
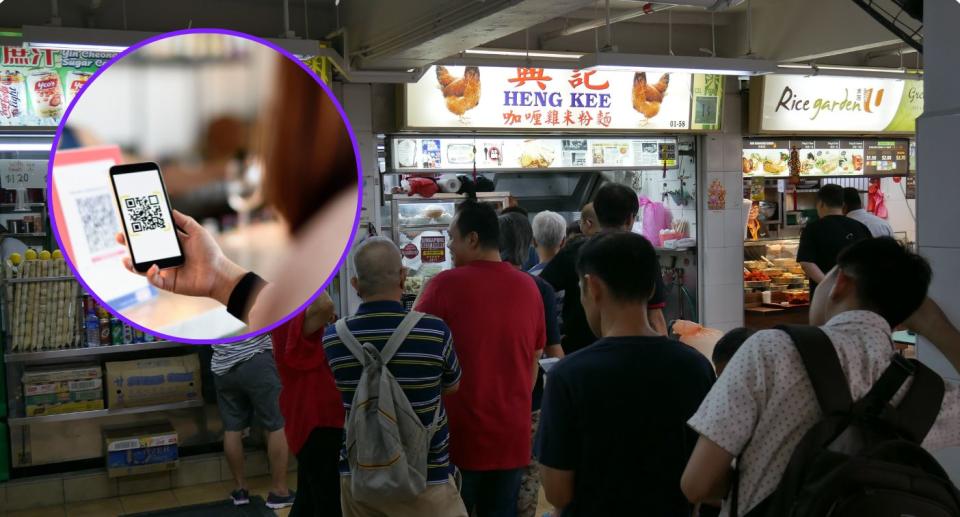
669, 120, 688, 129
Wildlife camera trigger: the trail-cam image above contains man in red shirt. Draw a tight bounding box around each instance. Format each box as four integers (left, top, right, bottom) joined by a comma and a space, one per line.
417, 199, 546, 517
271, 292, 346, 517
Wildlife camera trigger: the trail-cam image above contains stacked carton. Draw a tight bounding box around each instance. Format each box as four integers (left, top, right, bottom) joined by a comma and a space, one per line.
22, 363, 104, 416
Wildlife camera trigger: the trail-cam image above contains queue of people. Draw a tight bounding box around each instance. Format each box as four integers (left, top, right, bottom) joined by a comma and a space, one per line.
206, 182, 960, 517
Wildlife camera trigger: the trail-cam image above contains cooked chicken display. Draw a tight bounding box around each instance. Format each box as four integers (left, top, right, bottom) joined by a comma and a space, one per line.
436, 65, 481, 117
632, 72, 670, 120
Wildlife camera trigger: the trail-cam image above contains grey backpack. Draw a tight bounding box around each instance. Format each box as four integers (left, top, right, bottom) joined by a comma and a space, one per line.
334, 311, 442, 503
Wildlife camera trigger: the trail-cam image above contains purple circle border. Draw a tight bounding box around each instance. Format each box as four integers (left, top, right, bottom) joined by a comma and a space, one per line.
46, 28, 364, 345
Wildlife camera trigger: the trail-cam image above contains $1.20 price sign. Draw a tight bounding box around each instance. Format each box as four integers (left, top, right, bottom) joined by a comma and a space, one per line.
0, 160, 48, 189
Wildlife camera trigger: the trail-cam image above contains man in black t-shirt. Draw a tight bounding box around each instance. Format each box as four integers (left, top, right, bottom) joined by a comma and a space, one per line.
797, 184, 871, 296
541, 186, 668, 355
536, 232, 715, 516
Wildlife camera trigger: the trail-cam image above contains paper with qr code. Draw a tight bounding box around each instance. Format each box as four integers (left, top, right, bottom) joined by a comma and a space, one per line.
51, 147, 155, 309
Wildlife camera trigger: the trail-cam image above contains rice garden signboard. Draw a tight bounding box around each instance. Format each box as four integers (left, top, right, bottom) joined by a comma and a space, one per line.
750, 74, 923, 134
0, 46, 116, 127
404, 65, 724, 132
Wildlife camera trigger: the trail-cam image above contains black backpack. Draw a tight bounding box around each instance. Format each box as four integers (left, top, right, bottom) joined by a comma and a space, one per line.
733, 324, 960, 517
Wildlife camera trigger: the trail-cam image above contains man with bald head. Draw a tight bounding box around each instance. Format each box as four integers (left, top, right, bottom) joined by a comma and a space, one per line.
578, 202, 599, 236
322, 237, 467, 516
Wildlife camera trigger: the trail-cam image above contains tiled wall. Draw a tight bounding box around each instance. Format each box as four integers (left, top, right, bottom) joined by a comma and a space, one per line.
699, 79, 746, 332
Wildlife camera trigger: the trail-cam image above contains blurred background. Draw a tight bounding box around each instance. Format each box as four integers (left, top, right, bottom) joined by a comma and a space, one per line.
63, 34, 280, 227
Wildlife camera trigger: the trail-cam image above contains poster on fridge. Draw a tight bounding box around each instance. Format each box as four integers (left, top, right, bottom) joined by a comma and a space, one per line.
405, 65, 694, 131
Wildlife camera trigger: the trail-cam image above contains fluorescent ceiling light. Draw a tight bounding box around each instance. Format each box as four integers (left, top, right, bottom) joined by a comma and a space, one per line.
578, 52, 776, 76
776, 63, 922, 79
464, 48, 584, 60
778, 63, 910, 74
0, 143, 52, 152
22, 26, 154, 53
28, 42, 127, 53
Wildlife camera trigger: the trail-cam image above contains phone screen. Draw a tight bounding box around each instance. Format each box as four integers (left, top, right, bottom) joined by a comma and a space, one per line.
110, 165, 183, 269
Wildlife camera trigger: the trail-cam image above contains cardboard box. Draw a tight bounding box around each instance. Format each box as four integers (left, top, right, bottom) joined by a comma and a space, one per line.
105, 354, 201, 409
26, 399, 104, 416
104, 422, 179, 478
24, 378, 102, 396
26, 388, 103, 407
22, 364, 102, 384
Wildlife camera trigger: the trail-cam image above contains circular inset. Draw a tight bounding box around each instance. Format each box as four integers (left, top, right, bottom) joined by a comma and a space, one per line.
48, 29, 361, 343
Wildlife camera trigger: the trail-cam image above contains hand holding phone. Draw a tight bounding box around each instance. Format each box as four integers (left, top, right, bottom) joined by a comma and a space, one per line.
112, 163, 249, 305
115, 209, 249, 305
110, 162, 185, 272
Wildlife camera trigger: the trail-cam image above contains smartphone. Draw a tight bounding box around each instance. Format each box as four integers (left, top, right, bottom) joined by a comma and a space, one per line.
109, 162, 185, 273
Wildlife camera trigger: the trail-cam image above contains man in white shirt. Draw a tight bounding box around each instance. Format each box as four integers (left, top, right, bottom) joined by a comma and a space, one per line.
843, 186, 893, 237
680, 237, 960, 516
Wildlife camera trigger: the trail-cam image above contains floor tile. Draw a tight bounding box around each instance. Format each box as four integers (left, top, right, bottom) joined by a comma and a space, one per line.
117, 472, 172, 497
5, 477, 64, 511
7, 507, 66, 517
64, 498, 124, 517
172, 481, 233, 506
119, 490, 179, 514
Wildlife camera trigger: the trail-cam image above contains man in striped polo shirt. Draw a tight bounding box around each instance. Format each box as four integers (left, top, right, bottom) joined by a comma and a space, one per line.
323, 237, 466, 517
212, 334, 295, 509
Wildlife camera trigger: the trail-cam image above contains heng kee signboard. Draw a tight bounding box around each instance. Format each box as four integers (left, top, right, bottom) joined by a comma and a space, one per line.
752, 75, 923, 134
404, 66, 723, 131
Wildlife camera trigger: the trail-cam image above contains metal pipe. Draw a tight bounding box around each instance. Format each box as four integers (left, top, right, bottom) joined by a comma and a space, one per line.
746, 0, 752, 55
668, 9, 673, 56
304, 0, 309, 39
283, 0, 292, 38
605, 0, 611, 49
710, 11, 717, 57
543, 3, 673, 41
352, 0, 498, 60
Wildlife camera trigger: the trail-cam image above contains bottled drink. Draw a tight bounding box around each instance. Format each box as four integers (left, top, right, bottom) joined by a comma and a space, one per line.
85, 312, 100, 347
110, 317, 122, 345
98, 309, 111, 346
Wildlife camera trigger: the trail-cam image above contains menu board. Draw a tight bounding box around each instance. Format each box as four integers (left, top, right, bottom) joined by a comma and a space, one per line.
1, 46, 115, 127
742, 138, 909, 177
388, 136, 679, 172
405, 65, 724, 132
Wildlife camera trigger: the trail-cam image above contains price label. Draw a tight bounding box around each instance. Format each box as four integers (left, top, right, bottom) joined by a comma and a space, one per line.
0, 160, 47, 189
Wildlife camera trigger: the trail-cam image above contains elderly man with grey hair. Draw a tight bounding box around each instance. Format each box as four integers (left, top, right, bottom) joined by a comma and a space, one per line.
529, 211, 567, 276
322, 237, 467, 517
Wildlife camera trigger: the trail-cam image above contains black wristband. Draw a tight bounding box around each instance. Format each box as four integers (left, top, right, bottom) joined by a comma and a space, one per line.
227, 271, 265, 321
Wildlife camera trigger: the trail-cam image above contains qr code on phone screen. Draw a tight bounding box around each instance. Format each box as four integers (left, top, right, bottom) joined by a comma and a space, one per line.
76, 193, 121, 254
124, 195, 165, 233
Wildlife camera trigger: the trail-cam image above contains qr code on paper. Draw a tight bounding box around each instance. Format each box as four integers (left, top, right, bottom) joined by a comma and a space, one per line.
123, 195, 165, 233
76, 193, 120, 254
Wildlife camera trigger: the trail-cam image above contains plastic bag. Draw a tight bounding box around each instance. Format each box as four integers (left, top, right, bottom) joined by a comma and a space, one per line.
672, 320, 724, 365
638, 195, 672, 246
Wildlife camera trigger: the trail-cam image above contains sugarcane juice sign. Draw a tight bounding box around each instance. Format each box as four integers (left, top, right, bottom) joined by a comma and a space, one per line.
758, 75, 923, 133
405, 65, 722, 131
1, 45, 115, 127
